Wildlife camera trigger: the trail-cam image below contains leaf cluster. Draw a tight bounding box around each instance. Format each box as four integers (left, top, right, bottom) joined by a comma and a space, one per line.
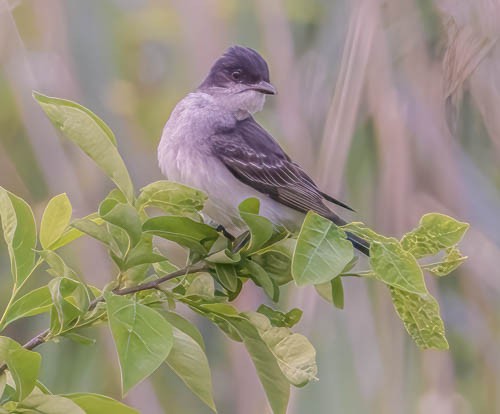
0, 93, 469, 413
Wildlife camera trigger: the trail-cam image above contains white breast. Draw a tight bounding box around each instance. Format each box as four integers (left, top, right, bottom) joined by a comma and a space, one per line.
158, 93, 303, 232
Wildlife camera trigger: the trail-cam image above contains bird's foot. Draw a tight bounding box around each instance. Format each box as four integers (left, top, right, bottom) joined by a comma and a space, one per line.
216, 224, 236, 242
231, 231, 250, 253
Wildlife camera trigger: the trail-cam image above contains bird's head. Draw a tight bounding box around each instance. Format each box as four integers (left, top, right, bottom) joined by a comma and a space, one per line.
198, 46, 276, 118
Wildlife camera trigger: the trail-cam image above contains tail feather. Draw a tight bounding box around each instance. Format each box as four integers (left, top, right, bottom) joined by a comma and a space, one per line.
324, 211, 370, 256
346, 232, 370, 256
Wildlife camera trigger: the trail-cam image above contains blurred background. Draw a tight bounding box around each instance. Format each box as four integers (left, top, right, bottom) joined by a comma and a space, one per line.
1, 0, 499, 413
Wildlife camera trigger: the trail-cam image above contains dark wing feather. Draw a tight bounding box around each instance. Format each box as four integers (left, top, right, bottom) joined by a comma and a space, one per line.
209, 117, 350, 217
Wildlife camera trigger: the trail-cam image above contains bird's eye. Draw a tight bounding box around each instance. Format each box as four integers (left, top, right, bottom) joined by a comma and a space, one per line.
231, 71, 242, 81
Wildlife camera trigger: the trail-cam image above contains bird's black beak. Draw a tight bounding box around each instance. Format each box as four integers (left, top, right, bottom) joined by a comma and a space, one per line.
251, 80, 277, 95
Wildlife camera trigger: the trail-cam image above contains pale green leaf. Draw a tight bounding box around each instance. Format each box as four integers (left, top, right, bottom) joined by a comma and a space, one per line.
105, 293, 173, 395
0, 187, 37, 286
17, 394, 85, 414
63, 333, 96, 346
1, 286, 52, 328
40, 194, 72, 249
186, 273, 215, 298
143, 216, 218, 254
166, 327, 216, 412
161, 312, 205, 350
390, 288, 449, 349
330, 277, 344, 309
244, 260, 278, 301
0, 337, 41, 401
206, 249, 241, 264
124, 236, 166, 270
39, 250, 77, 279
370, 241, 427, 294
315, 276, 345, 309
427, 247, 467, 276
99, 202, 142, 248
48, 214, 102, 250
48, 278, 89, 333
238, 198, 274, 253
214, 263, 239, 292
70, 218, 122, 257
401, 213, 469, 258
136, 181, 206, 215
246, 312, 317, 387
292, 212, 353, 286
253, 238, 295, 285
33, 92, 134, 203
63, 393, 139, 414
195, 306, 289, 414
257, 305, 302, 328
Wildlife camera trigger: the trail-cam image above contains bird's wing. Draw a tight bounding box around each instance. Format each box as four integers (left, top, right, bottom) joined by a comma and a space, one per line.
209, 117, 353, 216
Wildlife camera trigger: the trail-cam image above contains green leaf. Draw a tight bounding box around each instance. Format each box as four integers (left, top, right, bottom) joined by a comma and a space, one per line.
227, 320, 289, 413
0, 187, 37, 286
427, 247, 467, 276
253, 238, 295, 285
292, 212, 354, 286
0, 371, 6, 398
48, 278, 89, 333
63, 393, 139, 414
39, 250, 77, 279
166, 327, 216, 412
257, 305, 302, 328
238, 198, 274, 253
196, 306, 289, 414
17, 394, 85, 414
33, 92, 134, 203
316, 277, 345, 309
152, 256, 178, 275
136, 181, 206, 215
206, 249, 241, 264
186, 273, 215, 298
161, 312, 205, 350
245, 312, 317, 387
0, 337, 41, 401
143, 216, 218, 254
63, 333, 96, 346
1, 286, 52, 328
390, 288, 449, 349
105, 293, 173, 395
99, 202, 142, 249
330, 277, 344, 309
49, 214, 101, 251
71, 218, 121, 257
214, 264, 239, 292
401, 213, 469, 258
40, 194, 72, 249
123, 236, 166, 270
370, 240, 427, 295
244, 260, 279, 302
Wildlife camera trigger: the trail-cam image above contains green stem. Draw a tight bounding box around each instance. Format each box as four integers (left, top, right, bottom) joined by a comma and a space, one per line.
0, 258, 43, 330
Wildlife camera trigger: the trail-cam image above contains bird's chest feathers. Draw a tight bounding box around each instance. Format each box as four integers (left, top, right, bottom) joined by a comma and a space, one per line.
158, 94, 234, 187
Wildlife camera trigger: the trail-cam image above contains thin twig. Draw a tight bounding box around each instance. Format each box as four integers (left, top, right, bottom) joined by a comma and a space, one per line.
0, 262, 210, 375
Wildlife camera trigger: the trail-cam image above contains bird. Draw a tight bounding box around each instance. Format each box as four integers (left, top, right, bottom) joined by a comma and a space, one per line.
158, 45, 369, 256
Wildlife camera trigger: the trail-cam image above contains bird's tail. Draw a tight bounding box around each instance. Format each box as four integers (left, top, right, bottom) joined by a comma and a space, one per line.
325, 212, 370, 256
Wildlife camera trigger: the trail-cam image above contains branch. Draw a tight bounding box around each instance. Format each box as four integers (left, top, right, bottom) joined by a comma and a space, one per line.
0, 261, 209, 375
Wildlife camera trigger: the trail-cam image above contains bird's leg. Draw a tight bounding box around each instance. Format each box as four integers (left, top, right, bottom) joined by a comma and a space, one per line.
232, 231, 251, 253
216, 224, 236, 242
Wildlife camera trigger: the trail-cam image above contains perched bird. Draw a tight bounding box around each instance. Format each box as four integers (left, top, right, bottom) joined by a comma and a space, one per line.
158, 46, 369, 255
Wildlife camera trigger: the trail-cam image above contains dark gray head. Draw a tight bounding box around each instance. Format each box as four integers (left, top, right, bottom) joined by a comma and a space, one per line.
199, 46, 276, 97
